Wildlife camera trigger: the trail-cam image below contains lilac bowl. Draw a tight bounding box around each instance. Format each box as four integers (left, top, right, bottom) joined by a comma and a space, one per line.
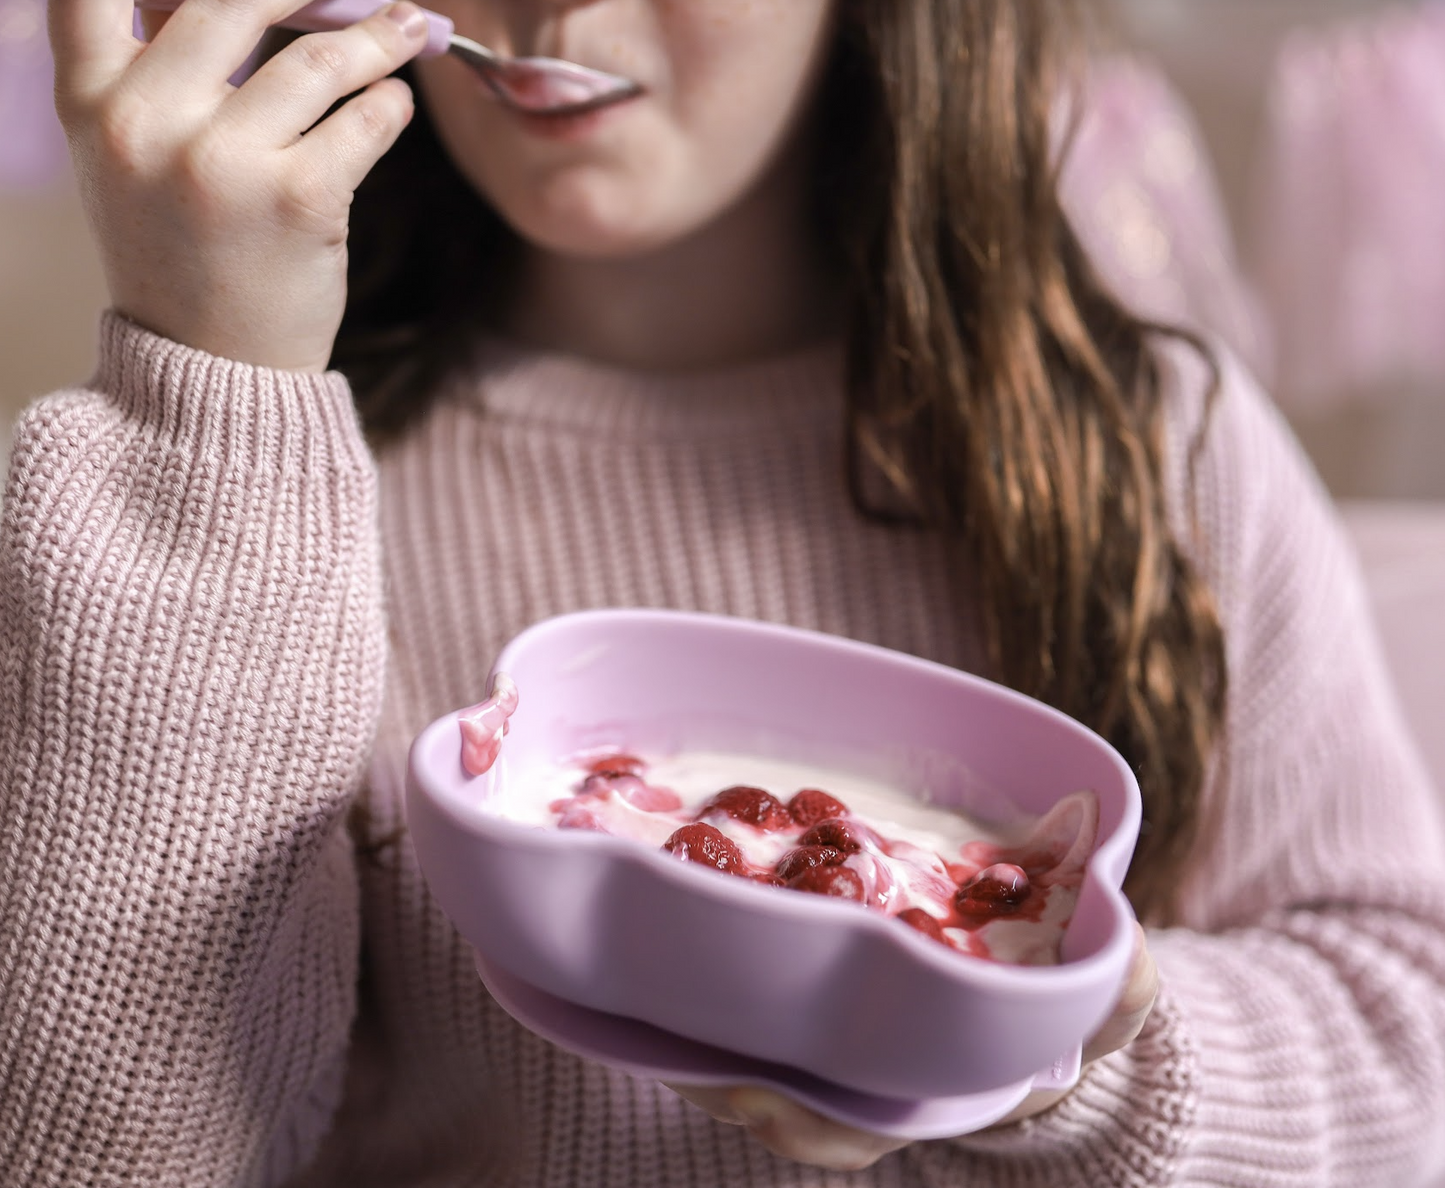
406, 609, 1141, 1103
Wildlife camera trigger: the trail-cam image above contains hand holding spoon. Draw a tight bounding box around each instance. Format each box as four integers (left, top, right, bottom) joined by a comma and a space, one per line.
135, 0, 642, 116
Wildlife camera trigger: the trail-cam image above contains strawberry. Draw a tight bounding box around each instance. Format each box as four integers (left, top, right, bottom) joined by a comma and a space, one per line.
585, 752, 645, 778
774, 845, 845, 882
896, 908, 948, 943
622, 783, 682, 813
554, 801, 606, 832
577, 772, 638, 797
798, 818, 870, 854
576, 765, 682, 813
697, 785, 792, 831
662, 823, 749, 876
787, 788, 849, 828
785, 864, 865, 901
954, 863, 1031, 917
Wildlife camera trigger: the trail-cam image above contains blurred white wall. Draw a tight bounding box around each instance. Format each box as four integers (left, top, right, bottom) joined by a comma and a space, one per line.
0, 187, 108, 460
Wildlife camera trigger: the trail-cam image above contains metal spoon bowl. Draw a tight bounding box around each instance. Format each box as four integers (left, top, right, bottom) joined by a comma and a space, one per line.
444, 33, 642, 116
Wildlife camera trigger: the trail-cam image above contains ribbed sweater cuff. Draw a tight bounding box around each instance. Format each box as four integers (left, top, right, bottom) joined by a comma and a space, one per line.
95, 311, 370, 475
919, 984, 1198, 1185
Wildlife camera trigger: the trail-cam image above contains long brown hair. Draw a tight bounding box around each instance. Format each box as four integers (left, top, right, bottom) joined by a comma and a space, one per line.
334, 0, 1227, 922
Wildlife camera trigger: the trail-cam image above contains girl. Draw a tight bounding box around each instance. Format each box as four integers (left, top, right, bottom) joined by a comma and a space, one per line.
3, 0, 1443, 1184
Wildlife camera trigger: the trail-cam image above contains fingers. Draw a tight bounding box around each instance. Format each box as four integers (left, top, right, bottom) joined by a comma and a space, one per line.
49, 0, 146, 104
137, 8, 173, 43
666, 930, 1160, 1160
284, 75, 415, 205
666, 1083, 747, 1125
730, 1089, 910, 1171
129, 0, 321, 90
1082, 921, 1159, 1064
224, 1, 427, 146
666, 1085, 909, 1172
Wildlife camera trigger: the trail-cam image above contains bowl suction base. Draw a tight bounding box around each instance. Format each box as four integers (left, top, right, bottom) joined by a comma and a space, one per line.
474, 952, 1081, 1140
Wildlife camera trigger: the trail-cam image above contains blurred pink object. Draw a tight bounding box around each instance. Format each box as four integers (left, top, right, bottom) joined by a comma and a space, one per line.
0, 0, 69, 190
0, 3, 263, 196
1251, 2, 1445, 409
1341, 500, 1445, 812
1061, 55, 1273, 383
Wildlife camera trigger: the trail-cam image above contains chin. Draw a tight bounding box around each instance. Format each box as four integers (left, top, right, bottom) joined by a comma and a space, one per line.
490, 177, 709, 262
508, 214, 691, 262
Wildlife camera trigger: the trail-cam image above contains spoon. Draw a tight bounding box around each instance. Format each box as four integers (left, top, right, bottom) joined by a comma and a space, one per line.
137, 0, 643, 116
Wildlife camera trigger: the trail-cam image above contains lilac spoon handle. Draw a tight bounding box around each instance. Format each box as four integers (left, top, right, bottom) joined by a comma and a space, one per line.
134, 0, 455, 58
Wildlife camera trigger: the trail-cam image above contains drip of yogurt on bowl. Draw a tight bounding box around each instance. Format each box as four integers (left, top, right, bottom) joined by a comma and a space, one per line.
458, 673, 519, 777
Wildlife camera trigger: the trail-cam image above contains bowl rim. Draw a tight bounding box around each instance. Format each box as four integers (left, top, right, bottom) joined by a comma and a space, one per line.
410, 607, 1142, 993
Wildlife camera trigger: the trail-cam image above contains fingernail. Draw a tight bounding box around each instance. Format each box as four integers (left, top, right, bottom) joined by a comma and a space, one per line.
385, 2, 428, 38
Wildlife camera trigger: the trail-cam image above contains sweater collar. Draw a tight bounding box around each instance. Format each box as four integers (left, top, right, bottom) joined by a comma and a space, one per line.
454, 336, 846, 437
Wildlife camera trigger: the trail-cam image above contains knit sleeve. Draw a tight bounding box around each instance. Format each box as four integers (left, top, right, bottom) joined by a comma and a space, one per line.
0, 314, 387, 1187
901, 346, 1445, 1187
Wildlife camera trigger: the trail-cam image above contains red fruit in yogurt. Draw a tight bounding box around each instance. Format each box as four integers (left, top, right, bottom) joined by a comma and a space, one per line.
787, 788, 849, 828
785, 864, 866, 901
533, 748, 1098, 965
571, 779, 682, 814
555, 801, 606, 832
774, 845, 846, 882
798, 818, 870, 854
662, 823, 749, 876
897, 907, 949, 943
617, 781, 683, 813
954, 863, 1031, 917
585, 752, 645, 778
697, 786, 793, 831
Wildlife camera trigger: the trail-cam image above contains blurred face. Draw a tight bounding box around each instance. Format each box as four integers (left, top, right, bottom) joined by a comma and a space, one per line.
412, 0, 838, 259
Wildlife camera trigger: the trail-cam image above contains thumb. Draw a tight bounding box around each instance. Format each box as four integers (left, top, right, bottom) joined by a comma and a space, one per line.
1082, 921, 1158, 1064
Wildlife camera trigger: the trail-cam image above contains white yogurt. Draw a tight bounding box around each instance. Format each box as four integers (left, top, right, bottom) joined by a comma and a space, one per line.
496, 749, 1098, 966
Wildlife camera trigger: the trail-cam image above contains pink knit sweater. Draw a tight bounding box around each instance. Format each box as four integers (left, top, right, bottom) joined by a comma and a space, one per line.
2, 314, 1443, 1188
